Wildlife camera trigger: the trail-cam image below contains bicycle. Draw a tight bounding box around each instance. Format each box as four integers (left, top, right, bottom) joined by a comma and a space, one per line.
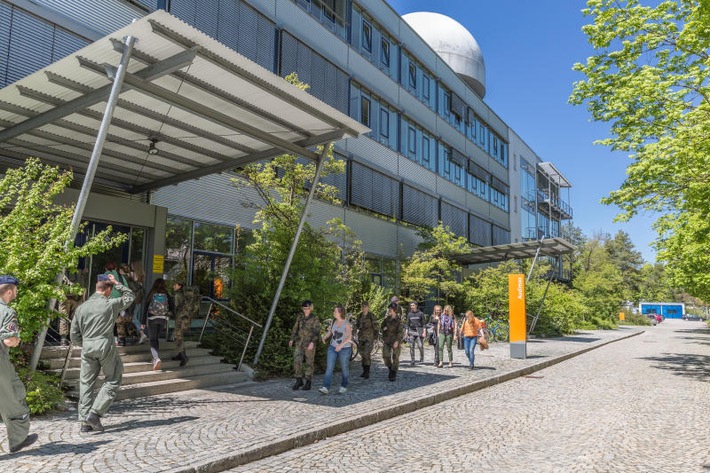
481, 318, 509, 342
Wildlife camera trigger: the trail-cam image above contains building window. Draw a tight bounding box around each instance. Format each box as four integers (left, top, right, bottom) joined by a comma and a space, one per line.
322, 0, 336, 22
362, 20, 372, 52
379, 108, 390, 140
422, 136, 431, 166
408, 127, 417, 158
361, 96, 371, 127
408, 63, 417, 89
380, 37, 390, 67
422, 74, 430, 101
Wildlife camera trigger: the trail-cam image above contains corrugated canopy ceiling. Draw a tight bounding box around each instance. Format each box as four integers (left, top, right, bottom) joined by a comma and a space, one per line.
454, 237, 576, 265
0, 10, 369, 193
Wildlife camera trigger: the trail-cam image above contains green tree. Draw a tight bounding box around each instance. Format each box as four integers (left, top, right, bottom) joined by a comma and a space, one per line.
604, 230, 644, 302
400, 223, 472, 307
638, 262, 675, 302
0, 158, 126, 341
570, 0, 710, 297
572, 237, 625, 321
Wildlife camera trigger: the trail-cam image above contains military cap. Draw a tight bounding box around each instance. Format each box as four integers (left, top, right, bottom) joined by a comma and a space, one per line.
387, 302, 398, 311
97, 274, 110, 282
0, 275, 19, 286
301, 300, 313, 308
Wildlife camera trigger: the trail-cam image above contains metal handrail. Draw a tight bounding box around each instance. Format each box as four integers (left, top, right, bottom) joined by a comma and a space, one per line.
198, 297, 261, 371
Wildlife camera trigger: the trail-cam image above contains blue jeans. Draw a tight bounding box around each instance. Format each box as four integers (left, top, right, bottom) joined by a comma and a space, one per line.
463, 336, 478, 367
323, 345, 351, 389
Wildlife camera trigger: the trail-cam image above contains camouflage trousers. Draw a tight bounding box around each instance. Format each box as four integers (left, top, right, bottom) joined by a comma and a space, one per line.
174, 316, 190, 353
293, 344, 316, 380
382, 343, 401, 373
358, 338, 374, 367
59, 317, 71, 338
115, 313, 136, 338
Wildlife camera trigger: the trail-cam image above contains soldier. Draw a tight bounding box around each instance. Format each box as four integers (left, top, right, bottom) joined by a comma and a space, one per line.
58, 292, 82, 347
171, 281, 190, 366
406, 301, 427, 365
355, 301, 377, 379
381, 302, 404, 381
71, 273, 134, 433
0, 275, 38, 453
288, 300, 320, 391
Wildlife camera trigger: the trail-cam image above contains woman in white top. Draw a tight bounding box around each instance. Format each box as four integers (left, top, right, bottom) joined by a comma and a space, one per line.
319, 305, 352, 394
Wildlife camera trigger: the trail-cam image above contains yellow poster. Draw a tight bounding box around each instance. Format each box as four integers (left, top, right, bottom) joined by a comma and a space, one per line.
619, 312, 625, 321
152, 255, 164, 274
508, 274, 526, 343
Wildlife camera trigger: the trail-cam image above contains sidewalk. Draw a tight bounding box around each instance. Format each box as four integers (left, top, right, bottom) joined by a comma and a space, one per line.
1, 327, 643, 473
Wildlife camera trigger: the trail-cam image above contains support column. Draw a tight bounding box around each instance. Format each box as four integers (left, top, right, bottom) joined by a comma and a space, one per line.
252, 147, 329, 367
30, 35, 138, 371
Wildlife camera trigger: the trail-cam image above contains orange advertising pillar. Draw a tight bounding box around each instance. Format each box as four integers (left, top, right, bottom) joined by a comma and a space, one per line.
509, 274, 527, 359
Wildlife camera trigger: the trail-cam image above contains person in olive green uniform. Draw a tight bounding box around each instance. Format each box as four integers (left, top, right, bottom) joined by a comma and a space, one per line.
71, 273, 134, 433
171, 281, 189, 366
381, 302, 404, 381
355, 301, 377, 379
0, 275, 38, 453
288, 300, 321, 391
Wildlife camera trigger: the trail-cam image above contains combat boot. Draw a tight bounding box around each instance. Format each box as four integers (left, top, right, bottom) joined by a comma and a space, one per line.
303, 379, 312, 391
85, 412, 104, 432
362, 365, 370, 379
179, 351, 189, 367
292, 378, 304, 390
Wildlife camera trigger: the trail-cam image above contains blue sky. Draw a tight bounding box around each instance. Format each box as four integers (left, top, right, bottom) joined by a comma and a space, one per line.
387, 0, 659, 263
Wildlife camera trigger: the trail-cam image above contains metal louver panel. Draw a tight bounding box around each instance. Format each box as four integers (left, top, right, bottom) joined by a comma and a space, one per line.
5, 10, 53, 85
490, 176, 509, 194
32, 0, 145, 35
51, 28, 90, 62
402, 184, 437, 228
492, 225, 511, 246
469, 213, 492, 247
351, 160, 399, 218
441, 201, 467, 238
280, 31, 349, 113
0, 3, 11, 87
195, 0, 219, 38
468, 159, 490, 182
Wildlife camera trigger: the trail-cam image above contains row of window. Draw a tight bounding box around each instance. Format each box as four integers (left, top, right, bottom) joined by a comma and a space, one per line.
350, 84, 509, 212
350, 4, 508, 168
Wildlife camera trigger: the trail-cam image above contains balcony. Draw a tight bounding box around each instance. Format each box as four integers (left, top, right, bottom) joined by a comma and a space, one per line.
536, 190, 573, 220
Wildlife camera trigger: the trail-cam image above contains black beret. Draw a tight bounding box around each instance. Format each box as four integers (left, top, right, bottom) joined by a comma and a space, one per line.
301, 300, 313, 308
0, 275, 19, 286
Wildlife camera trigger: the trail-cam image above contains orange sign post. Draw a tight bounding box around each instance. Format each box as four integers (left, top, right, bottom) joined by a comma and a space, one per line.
509, 273, 527, 359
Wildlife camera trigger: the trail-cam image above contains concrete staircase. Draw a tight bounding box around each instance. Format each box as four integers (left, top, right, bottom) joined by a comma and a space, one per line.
40, 341, 250, 400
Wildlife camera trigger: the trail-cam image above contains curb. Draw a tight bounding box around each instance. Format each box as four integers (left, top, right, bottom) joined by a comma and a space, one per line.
173, 329, 643, 473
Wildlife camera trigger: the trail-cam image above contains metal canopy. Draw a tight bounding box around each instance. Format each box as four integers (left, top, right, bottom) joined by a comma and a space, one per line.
538, 162, 572, 188
0, 10, 369, 193
454, 237, 576, 266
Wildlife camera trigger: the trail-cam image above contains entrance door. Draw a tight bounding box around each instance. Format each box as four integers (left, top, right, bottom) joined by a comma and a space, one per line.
192, 251, 231, 300
75, 222, 147, 295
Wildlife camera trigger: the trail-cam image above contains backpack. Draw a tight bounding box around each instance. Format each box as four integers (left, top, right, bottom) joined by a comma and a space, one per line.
148, 293, 170, 318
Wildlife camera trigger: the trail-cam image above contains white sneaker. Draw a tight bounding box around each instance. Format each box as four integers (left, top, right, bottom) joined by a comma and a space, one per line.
338, 386, 347, 394
138, 333, 148, 345
318, 386, 328, 394
153, 359, 161, 371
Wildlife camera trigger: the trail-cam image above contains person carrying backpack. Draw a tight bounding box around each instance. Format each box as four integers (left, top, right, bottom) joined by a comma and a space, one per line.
142, 278, 174, 371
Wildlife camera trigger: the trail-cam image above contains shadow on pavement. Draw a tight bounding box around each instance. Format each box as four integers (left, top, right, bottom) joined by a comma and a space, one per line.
107, 415, 199, 433
640, 353, 710, 382
2, 439, 111, 457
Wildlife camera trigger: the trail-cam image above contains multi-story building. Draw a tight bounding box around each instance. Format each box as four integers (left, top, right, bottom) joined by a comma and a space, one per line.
0, 0, 572, 297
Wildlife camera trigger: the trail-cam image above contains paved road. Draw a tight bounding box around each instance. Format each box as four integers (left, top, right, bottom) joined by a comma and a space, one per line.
228, 319, 710, 473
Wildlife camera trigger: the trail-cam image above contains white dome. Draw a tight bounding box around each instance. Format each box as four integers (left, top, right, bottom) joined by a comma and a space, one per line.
403, 12, 486, 98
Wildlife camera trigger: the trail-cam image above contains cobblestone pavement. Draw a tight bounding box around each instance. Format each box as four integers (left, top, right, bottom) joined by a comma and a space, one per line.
0, 325, 652, 472
228, 319, 710, 473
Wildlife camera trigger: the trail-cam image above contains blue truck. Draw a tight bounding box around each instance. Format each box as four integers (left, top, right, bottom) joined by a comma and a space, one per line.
639, 302, 685, 319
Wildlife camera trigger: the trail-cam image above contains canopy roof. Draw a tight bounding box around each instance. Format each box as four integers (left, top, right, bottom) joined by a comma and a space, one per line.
454, 237, 576, 265
0, 10, 369, 193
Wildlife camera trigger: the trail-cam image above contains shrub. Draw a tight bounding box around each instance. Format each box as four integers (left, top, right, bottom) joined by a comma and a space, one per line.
16, 367, 65, 416
620, 313, 652, 326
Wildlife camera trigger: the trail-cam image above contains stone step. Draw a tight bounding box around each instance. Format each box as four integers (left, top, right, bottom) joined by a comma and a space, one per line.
66, 370, 249, 400
62, 361, 236, 389
55, 353, 226, 379
39, 341, 200, 360
42, 347, 215, 370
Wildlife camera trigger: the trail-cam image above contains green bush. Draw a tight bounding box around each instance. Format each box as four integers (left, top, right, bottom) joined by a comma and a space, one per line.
619, 313, 652, 326
17, 367, 65, 416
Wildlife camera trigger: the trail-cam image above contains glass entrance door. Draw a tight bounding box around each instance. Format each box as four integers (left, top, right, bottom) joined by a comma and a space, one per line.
192, 251, 231, 300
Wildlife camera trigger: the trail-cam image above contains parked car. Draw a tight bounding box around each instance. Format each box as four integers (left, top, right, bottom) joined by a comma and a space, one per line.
683, 314, 702, 321
646, 314, 658, 326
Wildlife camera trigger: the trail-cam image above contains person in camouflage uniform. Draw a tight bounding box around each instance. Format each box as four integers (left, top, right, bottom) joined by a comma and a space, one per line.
58, 292, 82, 346
355, 301, 377, 379
381, 302, 404, 382
71, 273, 134, 433
0, 275, 38, 453
288, 300, 321, 391
171, 281, 190, 366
